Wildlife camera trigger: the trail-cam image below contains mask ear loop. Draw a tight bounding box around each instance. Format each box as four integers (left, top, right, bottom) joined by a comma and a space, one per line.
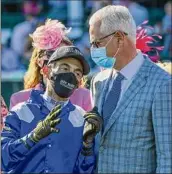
105, 34, 115, 48
109, 42, 120, 79
105, 45, 120, 97
106, 32, 121, 78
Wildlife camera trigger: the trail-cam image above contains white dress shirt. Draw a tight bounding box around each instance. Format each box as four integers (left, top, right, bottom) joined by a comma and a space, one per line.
107, 50, 144, 106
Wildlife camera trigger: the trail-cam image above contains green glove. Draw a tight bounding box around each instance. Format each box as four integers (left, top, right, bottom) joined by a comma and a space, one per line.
83, 107, 103, 149
30, 104, 61, 143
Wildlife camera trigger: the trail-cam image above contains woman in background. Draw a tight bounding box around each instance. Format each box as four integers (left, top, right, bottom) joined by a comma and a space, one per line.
10, 19, 92, 112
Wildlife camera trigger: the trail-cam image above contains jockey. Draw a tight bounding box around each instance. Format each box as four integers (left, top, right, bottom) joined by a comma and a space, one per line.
1, 46, 102, 173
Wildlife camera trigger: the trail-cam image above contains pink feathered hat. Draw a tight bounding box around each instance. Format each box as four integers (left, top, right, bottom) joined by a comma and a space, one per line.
30, 19, 71, 51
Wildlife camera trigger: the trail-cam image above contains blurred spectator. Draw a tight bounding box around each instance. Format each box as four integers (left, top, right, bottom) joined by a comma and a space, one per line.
89, 0, 148, 27
154, 19, 163, 34
86, 0, 113, 34
1, 31, 20, 71
114, 0, 149, 26
67, 1, 84, 39
1, 43, 20, 71
23, 35, 33, 64
127, 0, 149, 26
47, 1, 67, 21
22, 21, 45, 68
162, 1, 172, 59
163, 1, 172, 33
90, 0, 113, 14
10, 0, 43, 57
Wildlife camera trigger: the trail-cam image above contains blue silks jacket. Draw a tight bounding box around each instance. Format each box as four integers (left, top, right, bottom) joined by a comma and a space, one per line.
1, 90, 95, 173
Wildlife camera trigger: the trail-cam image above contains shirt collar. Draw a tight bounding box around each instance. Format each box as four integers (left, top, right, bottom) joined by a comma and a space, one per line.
120, 50, 144, 80
42, 93, 69, 111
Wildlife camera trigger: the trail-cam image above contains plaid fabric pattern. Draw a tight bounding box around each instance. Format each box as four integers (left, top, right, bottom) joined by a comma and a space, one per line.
91, 58, 172, 173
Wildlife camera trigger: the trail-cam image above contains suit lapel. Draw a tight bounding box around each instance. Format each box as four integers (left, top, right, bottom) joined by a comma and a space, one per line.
97, 70, 111, 114
98, 78, 109, 114
101, 59, 153, 142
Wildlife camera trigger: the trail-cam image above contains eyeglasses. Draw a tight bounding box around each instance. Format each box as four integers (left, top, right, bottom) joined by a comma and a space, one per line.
90, 31, 128, 48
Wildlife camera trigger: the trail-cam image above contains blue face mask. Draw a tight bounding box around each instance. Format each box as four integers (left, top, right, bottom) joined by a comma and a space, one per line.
90, 47, 116, 68
90, 35, 116, 68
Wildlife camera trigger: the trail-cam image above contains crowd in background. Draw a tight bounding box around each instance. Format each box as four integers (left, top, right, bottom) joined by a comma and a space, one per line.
1, 3, 172, 173
1, 0, 172, 106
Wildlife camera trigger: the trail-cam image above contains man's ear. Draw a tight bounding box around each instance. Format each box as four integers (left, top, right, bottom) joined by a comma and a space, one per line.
115, 32, 125, 48
116, 32, 125, 41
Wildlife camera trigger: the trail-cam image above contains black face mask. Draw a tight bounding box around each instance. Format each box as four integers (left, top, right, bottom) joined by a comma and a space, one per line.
50, 72, 78, 98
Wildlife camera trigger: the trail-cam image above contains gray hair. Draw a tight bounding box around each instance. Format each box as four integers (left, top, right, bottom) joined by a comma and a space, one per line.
89, 5, 137, 44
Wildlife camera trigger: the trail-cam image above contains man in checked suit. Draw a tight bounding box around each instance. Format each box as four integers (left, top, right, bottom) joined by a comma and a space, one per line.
89, 5, 172, 173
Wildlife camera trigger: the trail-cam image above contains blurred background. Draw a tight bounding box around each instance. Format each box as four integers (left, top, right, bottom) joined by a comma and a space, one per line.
1, 0, 172, 107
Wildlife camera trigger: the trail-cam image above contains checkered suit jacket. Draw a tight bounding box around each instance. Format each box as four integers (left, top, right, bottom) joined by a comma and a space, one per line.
91, 57, 172, 173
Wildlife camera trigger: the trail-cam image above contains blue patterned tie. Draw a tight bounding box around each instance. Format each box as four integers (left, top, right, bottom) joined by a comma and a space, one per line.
103, 72, 125, 127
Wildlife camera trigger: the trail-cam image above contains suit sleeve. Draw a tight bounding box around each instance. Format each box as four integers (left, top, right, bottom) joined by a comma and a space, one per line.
73, 106, 96, 174
152, 79, 172, 173
1, 111, 36, 172
73, 144, 96, 174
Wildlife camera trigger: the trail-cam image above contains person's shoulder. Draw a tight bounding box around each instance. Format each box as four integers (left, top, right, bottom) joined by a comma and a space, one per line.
10, 89, 32, 106
10, 101, 35, 123
11, 89, 32, 99
13, 21, 29, 30
11, 101, 27, 112
11, 89, 43, 111
10, 90, 44, 123
10, 99, 36, 123
142, 59, 171, 90
150, 61, 171, 82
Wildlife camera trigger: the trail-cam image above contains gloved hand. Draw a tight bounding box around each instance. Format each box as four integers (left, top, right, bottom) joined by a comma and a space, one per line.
83, 107, 103, 149
30, 104, 61, 143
